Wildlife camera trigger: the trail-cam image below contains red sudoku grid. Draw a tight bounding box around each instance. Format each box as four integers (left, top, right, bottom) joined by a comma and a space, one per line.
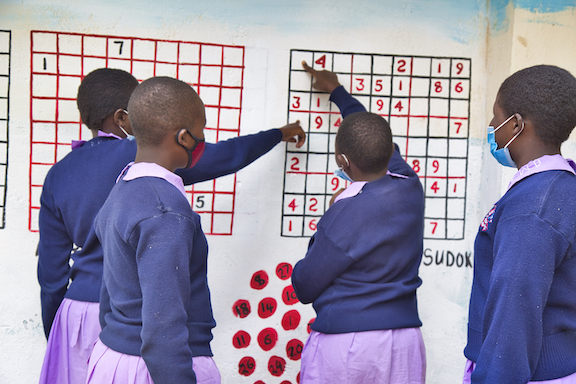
282, 50, 471, 240
0, 30, 10, 229
29, 30, 245, 234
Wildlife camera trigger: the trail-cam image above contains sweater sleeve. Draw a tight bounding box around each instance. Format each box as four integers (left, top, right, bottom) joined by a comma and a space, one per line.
176, 129, 283, 185
133, 213, 198, 384
292, 225, 356, 304
37, 179, 73, 338
471, 213, 568, 384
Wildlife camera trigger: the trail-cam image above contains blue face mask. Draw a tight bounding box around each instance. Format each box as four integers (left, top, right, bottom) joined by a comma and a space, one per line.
487, 114, 523, 168
118, 126, 135, 141
334, 168, 353, 182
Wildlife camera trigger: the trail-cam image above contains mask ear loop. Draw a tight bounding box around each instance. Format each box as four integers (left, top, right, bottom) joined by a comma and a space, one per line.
504, 121, 524, 148
118, 110, 130, 138
340, 154, 350, 168
493, 114, 515, 132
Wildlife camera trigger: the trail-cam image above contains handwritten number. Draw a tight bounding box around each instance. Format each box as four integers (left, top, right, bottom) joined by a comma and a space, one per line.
456, 62, 464, 75
397, 59, 406, 73
290, 157, 300, 171
114, 40, 124, 55
455, 122, 462, 134
292, 96, 300, 109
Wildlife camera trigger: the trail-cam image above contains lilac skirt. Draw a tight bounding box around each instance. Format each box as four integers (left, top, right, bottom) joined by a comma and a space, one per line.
39, 298, 101, 384
86, 339, 221, 384
300, 328, 426, 384
463, 360, 576, 383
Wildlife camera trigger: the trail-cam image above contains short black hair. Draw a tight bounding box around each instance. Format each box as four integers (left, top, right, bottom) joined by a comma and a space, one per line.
76, 68, 138, 131
336, 111, 393, 174
497, 65, 576, 146
127, 76, 204, 146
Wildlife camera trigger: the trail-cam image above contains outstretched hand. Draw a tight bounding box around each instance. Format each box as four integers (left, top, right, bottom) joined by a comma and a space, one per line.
279, 121, 306, 148
302, 61, 341, 93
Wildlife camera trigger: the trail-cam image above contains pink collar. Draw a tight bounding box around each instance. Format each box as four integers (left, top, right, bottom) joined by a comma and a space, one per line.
508, 154, 576, 191
117, 162, 187, 199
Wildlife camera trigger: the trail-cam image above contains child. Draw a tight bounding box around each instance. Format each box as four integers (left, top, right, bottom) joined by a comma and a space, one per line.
463, 65, 576, 383
37, 68, 304, 384
291, 62, 426, 383
90, 76, 215, 383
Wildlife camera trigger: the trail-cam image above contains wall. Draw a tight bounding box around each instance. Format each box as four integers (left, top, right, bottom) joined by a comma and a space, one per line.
0, 1, 575, 383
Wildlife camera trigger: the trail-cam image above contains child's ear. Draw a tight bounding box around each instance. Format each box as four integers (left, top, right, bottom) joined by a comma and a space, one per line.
113, 109, 128, 126
176, 128, 191, 147
335, 153, 350, 169
512, 113, 525, 133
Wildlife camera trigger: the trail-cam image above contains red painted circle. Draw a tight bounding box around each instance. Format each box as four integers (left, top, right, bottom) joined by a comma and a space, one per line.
257, 327, 278, 351
297, 372, 300, 383
281, 381, 292, 384
276, 262, 293, 280
257, 297, 277, 319
254, 381, 265, 384
232, 330, 251, 349
250, 270, 269, 290
307, 318, 316, 334
233, 299, 251, 318
268, 355, 286, 377
238, 356, 256, 376
286, 339, 304, 361
282, 285, 299, 305
281, 310, 301, 331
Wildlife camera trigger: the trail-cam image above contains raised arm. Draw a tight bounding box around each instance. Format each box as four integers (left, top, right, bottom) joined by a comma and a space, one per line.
176, 122, 305, 185
303, 61, 414, 177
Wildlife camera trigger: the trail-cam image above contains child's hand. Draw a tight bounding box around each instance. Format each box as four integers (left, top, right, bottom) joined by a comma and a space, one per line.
329, 188, 345, 206
302, 61, 341, 93
279, 121, 306, 148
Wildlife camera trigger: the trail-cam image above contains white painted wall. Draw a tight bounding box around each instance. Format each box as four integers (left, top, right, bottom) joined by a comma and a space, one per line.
1, 1, 575, 383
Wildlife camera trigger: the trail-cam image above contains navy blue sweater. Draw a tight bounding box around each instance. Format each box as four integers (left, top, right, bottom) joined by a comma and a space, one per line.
292, 86, 425, 333
465, 170, 576, 382
38, 130, 282, 337
95, 174, 208, 383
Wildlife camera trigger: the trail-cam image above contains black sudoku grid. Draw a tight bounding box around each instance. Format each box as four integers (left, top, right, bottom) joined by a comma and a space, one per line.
29, 30, 245, 235
0, 31, 9, 229
282, 50, 471, 240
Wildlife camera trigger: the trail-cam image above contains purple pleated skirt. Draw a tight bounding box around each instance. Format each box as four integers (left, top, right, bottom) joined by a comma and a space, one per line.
39, 298, 101, 384
463, 360, 576, 383
86, 339, 221, 384
300, 328, 426, 384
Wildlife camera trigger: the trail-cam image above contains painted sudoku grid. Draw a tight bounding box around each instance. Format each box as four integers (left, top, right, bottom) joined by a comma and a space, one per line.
0, 31, 10, 229
282, 50, 471, 240
29, 30, 245, 235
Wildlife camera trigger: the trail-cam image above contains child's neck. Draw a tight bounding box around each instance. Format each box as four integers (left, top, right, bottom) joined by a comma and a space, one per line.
135, 147, 179, 173
514, 142, 561, 169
